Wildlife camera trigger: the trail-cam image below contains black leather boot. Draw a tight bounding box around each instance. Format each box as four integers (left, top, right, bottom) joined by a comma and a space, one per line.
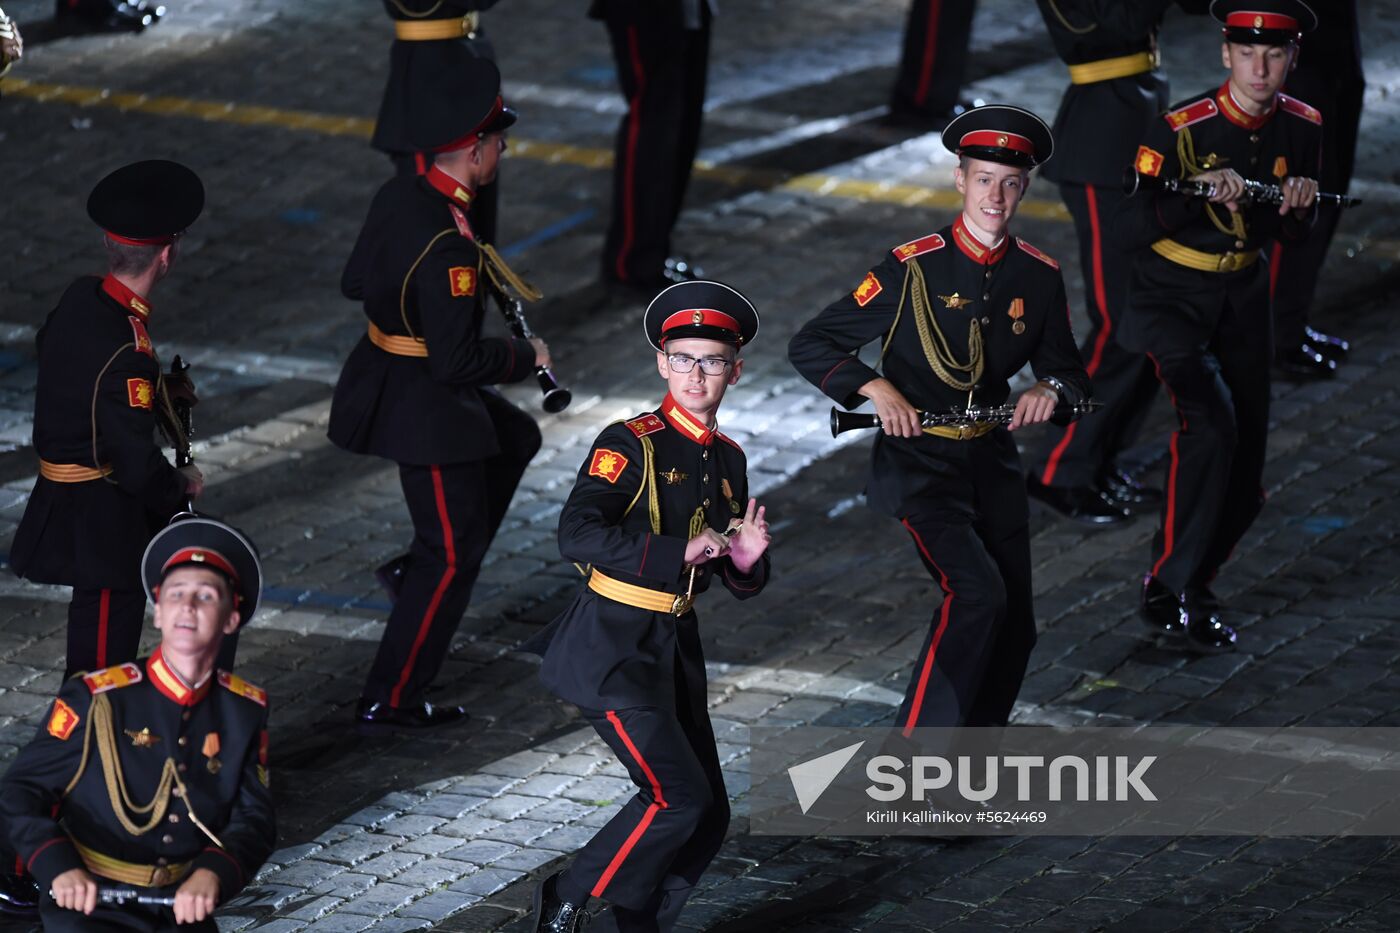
534, 872, 588, 932
355, 698, 468, 734
1140, 575, 1186, 639
1027, 475, 1130, 525
56, 0, 165, 32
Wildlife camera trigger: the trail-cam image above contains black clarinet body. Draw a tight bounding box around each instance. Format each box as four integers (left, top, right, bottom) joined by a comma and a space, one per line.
489, 290, 572, 414
830, 400, 1102, 437
1123, 167, 1362, 209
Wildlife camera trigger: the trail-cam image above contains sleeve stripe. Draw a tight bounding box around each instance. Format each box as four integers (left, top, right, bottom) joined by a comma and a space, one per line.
203, 846, 245, 887
638, 534, 651, 574
27, 836, 70, 872
819, 357, 856, 394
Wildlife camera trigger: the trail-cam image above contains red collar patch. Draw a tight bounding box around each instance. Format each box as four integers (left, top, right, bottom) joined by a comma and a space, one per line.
1215, 83, 1275, 130
952, 216, 1008, 265
426, 165, 475, 209
146, 649, 212, 707
661, 393, 714, 446
101, 276, 152, 321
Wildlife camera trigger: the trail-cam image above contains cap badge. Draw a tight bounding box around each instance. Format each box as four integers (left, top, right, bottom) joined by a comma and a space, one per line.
691, 310, 705, 325
190, 552, 205, 562
996, 134, 1009, 147
1254, 15, 1264, 27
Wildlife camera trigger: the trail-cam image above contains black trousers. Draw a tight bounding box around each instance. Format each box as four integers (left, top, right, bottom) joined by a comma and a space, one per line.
894, 443, 1036, 732
389, 153, 500, 246
39, 900, 215, 932
599, 7, 710, 283
363, 394, 539, 706
1144, 286, 1272, 594
891, 0, 976, 119
1031, 183, 1159, 488
558, 654, 728, 925
65, 587, 146, 680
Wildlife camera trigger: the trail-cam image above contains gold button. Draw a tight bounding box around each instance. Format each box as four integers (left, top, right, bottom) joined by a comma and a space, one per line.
177, 736, 187, 747
1235, 240, 1245, 249
157, 858, 169, 866
703, 498, 711, 507
702, 451, 709, 460
1250, 134, 1260, 143
703, 474, 709, 483
982, 294, 990, 301
173, 785, 184, 795
169, 814, 180, 824
178, 763, 187, 773
181, 711, 191, 721
981, 317, 990, 325
161, 834, 174, 845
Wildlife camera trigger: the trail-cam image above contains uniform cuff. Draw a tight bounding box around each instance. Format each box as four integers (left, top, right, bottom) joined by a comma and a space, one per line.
27, 837, 83, 890
820, 358, 880, 410
192, 847, 245, 901
503, 337, 537, 384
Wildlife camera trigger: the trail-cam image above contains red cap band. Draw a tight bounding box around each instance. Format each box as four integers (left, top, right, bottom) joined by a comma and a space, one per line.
958, 130, 1035, 156
661, 308, 742, 336
162, 547, 240, 585
1225, 11, 1299, 30
105, 230, 176, 247
431, 96, 507, 154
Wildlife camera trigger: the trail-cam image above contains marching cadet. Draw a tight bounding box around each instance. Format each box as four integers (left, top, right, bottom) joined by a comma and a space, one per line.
372, 0, 505, 243
10, 160, 205, 680
890, 0, 977, 128
1025, 0, 1179, 525
329, 56, 547, 732
1115, 0, 1320, 652
592, 0, 711, 290
789, 106, 1090, 732
526, 281, 770, 933
1, 518, 274, 932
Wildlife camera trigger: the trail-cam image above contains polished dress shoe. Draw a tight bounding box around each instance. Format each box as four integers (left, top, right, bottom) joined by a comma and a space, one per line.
534, 872, 588, 932
56, 0, 164, 31
355, 698, 468, 733
1140, 576, 1186, 638
1027, 476, 1130, 525
0, 873, 39, 918
373, 554, 409, 603
1304, 326, 1348, 361
1184, 604, 1237, 654
1275, 344, 1337, 380
1098, 468, 1163, 510
663, 256, 703, 284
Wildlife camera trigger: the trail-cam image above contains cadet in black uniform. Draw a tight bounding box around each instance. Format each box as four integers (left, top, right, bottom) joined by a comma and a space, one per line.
1026, 0, 1178, 525
593, 0, 712, 289
372, 0, 504, 243
790, 107, 1090, 732
1270, 0, 1362, 378
528, 282, 769, 933
1115, 0, 1320, 652
890, 0, 977, 127
55, 0, 163, 32
10, 160, 205, 680
1, 517, 273, 933
329, 56, 547, 731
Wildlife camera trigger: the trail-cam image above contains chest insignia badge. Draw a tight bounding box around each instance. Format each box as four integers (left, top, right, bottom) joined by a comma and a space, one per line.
938, 293, 974, 310
660, 468, 688, 485
1008, 298, 1026, 335
125, 727, 160, 748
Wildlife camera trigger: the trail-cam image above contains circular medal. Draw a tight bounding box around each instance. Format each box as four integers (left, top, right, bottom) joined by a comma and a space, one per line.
1012, 320, 1026, 335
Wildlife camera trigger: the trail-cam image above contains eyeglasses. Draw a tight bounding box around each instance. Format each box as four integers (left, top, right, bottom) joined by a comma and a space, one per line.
667, 354, 734, 376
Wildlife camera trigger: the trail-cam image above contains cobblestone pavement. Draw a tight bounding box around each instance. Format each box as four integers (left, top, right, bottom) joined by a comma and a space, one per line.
2, 0, 1400, 930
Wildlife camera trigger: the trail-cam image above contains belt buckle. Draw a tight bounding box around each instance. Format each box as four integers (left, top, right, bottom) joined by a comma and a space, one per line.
956, 424, 972, 440
670, 593, 693, 616
1218, 251, 1236, 273
150, 867, 170, 886
463, 12, 478, 38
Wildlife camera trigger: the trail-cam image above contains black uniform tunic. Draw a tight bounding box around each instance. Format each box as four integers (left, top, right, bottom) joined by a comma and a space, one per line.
1029, 0, 1175, 489
10, 276, 190, 674
789, 217, 1089, 729
1115, 84, 1321, 594
329, 165, 541, 707
528, 397, 767, 921
0, 652, 275, 932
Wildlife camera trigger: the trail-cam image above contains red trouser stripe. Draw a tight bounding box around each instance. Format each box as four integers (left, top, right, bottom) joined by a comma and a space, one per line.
1041, 183, 1112, 485
1146, 354, 1186, 579
591, 711, 668, 898
900, 519, 955, 736
96, 588, 111, 669
614, 26, 646, 281
913, 0, 945, 107
390, 466, 457, 708
1268, 240, 1283, 301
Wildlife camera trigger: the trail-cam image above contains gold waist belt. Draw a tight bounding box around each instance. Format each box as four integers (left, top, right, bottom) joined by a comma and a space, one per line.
394, 13, 478, 40
1068, 51, 1157, 85
368, 322, 429, 358
75, 840, 191, 888
923, 422, 998, 441
39, 460, 113, 483
589, 569, 693, 616
1151, 239, 1260, 274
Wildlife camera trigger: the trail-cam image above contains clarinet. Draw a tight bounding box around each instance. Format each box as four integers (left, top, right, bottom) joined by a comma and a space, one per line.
486, 283, 572, 414
830, 400, 1102, 437
1124, 167, 1362, 209
95, 886, 176, 907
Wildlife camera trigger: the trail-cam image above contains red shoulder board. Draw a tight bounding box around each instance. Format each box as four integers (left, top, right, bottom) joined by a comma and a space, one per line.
83, 662, 143, 695
1164, 97, 1218, 132
218, 670, 268, 707
129, 317, 154, 357
1016, 239, 1059, 270
625, 414, 665, 438
1278, 93, 1322, 126
715, 432, 743, 452
892, 233, 945, 263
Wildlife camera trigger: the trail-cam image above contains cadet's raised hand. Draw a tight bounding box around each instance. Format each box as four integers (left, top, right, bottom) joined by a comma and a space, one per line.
173, 868, 220, 925
728, 499, 770, 573
1009, 382, 1059, 431
684, 528, 731, 566
529, 337, 551, 370
49, 867, 97, 915
859, 378, 921, 438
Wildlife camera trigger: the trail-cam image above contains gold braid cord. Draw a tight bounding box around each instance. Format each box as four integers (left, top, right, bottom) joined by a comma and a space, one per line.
905, 261, 984, 392
62, 693, 224, 848
480, 243, 543, 304
1177, 126, 1247, 240
387, 0, 444, 17
1045, 0, 1096, 34
575, 432, 660, 578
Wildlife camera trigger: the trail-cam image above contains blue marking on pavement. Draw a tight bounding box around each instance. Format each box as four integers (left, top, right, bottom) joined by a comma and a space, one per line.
567, 65, 619, 88
0, 349, 28, 371
279, 207, 323, 225
1294, 515, 1350, 535
498, 208, 596, 259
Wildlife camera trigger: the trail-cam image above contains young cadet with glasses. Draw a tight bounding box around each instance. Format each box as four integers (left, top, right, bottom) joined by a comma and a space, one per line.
789, 105, 1090, 734
525, 281, 771, 933
1115, 0, 1320, 653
